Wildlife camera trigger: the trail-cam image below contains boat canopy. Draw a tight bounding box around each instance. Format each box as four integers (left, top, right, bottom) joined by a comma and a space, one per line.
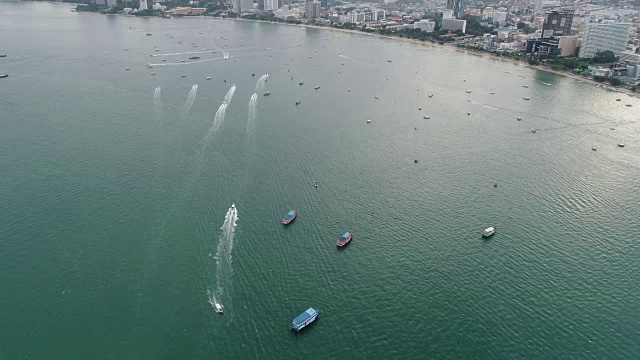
286, 210, 295, 217
292, 308, 315, 325
341, 232, 350, 239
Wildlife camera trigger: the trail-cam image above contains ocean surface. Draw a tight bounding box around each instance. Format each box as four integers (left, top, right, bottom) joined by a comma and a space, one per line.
1, 2, 639, 359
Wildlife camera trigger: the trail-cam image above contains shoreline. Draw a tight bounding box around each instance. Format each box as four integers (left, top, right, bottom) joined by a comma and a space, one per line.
220, 17, 636, 96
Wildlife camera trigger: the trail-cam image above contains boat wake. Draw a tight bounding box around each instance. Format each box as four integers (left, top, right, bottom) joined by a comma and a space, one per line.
247, 93, 257, 134
180, 84, 198, 123
153, 85, 163, 117
254, 73, 268, 92
223, 84, 236, 104
208, 204, 239, 311
153, 85, 162, 100
223, 52, 230, 60
150, 50, 213, 57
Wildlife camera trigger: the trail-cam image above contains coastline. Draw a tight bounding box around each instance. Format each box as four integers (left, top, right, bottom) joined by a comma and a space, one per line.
219, 17, 636, 96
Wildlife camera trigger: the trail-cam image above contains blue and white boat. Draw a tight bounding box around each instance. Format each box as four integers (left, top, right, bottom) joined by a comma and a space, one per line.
291, 308, 318, 332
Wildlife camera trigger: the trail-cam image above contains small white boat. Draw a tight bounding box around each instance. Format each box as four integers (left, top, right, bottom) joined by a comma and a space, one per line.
213, 302, 224, 313
367, 119, 372, 123
482, 226, 496, 238
428, 94, 433, 98
618, 144, 625, 148
264, 91, 271, 96
206, 77, 212, 80
418, 107, 422, 110
523, 85, 529, 88
466, 90, 472, 93
523, 97, 531, 100
423, 116, 430, 119
467, 112, 471, 115
516, 117, 521, 121
150, 72, 156, 75
181, 74, 186, 78
531, 129, 537, 133
374, 96, 378, 99
314, 86, 320, 90
125, 68, 130, 71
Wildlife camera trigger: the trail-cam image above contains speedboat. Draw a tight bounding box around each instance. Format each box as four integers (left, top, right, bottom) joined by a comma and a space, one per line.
625, 104, 632, 107
516, 117, 522, 121
374, 96, 378, 99
337, 232, 352, 247
618, 144, 625, 148
264, 91, 271, 96
206, 77, 212, 80
367, 119, 372, 123
299, 82, 304, 86
213, 302, 224, 314
125, 68, 130, 71
418, 107, 422, 110
531, 129, 537, 133
490, 92, 495, 95
482, 227, 496, 238
0, 74, 8, 78
295, 101, 301, 105
146, 33, 153, 36
314, 86, 320, 89
150, 72, 156, 75
313, 180, 318, 187
466, 90, 472, 93
523, 97, 531, 100
282, 210, 297, 225
428, 94, 433, 98
523, 85, 529, 88
0, 54, 6, 58
423, 116, 430, 119
231, 203, 235, 209
189, 56, 200, 59
181, 74, 186, 78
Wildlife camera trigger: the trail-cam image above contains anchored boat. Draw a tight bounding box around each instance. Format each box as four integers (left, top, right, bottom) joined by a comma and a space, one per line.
482, 226, 496, 238
337, 232, 352, 247
291, 308, 318, 331
282, 210, 297, 225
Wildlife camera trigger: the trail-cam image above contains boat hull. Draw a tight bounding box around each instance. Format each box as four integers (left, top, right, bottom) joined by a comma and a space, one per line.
337, 234, 352, 247
282, 214, 297, 225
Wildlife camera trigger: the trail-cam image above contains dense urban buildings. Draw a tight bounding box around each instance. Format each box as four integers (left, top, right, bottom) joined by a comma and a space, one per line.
446, 0, 464, 19
579, 22, 632, 58
542, 10, 574, 38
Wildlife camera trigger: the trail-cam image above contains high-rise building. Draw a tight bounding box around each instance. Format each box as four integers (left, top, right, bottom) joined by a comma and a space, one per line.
578, 22, 631, 58
264, 0, 274, 10
414, 19, 435, 32
258, 0, 264, 10
534, 0, 543, 13
446, 0, 464, 19
542, 10, 573, 38
321, 0, 327, 9
441, 18, 467, 33
304, 0, 319, 18
233, 0, 253, 13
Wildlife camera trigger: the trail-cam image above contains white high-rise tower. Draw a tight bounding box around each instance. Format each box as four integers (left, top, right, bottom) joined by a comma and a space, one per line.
139, 0, 148, 10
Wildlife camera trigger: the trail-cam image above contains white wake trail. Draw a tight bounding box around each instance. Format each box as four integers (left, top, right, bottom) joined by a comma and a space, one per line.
247, 93, 257, 134
208, 204, 239, 310
223, 84, 236, 105
254, 73, 268, 93
153, 85, 162, 100
180, 84, 198, 122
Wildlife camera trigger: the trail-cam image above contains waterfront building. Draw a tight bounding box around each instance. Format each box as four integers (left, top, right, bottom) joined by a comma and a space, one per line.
446, 0, 464, 19
578, 22, 631, 58
139, 0, 147, 10
191, 7, 206, 14
414, 19, 435, 32
538, 35, 578, 57
233, 0, 254, 13
441, 18, 466, 33
304, 0, 320, 18
542, 10, 573, 38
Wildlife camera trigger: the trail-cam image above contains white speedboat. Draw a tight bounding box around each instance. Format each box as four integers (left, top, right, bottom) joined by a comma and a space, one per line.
367, 119, 372, 123
213, 302, 224, 314
483, 227, 496, 237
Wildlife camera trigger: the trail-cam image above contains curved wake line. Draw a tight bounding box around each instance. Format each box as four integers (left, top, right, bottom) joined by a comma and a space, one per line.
255, 74, 268, 92
180, 84, 198, 122
208, 204, 239, 310
224, 84, 237, 104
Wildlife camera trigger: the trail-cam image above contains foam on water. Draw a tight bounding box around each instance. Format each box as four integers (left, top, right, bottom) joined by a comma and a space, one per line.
254, 74, 268, 93
180, 84, 198, 123
247, 93, 257, 134
223, 84, 236, 104
208, 204, 239, 310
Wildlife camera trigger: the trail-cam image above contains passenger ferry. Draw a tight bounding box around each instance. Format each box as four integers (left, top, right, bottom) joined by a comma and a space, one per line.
282, 210, 297, 225
291, 308, 318, 332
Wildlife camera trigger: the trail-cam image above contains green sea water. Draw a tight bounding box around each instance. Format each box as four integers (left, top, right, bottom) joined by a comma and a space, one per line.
1, 2, 639, 359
